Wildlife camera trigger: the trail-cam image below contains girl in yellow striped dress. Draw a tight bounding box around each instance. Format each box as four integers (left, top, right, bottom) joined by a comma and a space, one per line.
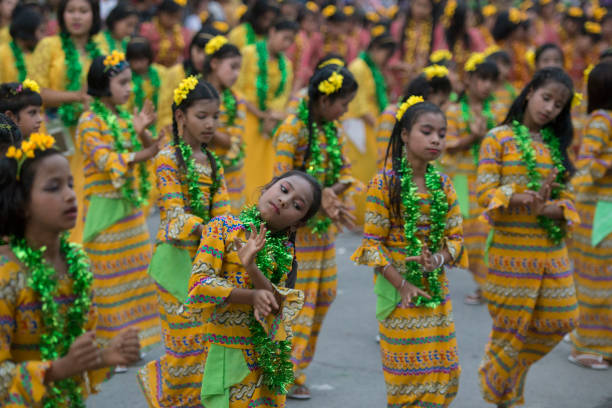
442, 53, 505, 305
139, 77, 231, 406
204, 36, 248, 214
185, 170, 322, 407
352, 96, 467, 408
77, 54, 163, 365
272, 65, 359, 399
0, 132, 141, 407
476, 67, 580, 407
569, 62, 612, 370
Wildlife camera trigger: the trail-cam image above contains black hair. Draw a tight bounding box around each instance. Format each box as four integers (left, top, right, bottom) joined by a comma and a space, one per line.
503, 67, 574, 176
0, 148, 63, 238
467, 60, 499, 81
203, 41, 241, 77
0, 114, 22, 153
587, 62, 612, 113
297, 2, 317, 22
313, 53, 346, 70
9, 5, 43, 43
87, 55, 130, 97
444, 0, 471, 51
402, 73, 452, 102
534, 43, 564, 66
105, 2, 138, 31
399, 0, 437, 60
171, 79, 221, 216
384, 102, 445, 219
271, 18, 299, 33
57, 0, 101, 36
581, 21, 602, 43
486, 50, 511, 66
492, 10, 520, 42
182, 30, 213, 76
157, 0, 182, 15
243, 0, 280, 34
600, 47, 612, 61
126, 36, 153, 63
0, 83, 43, 114
367, 32, 396, 54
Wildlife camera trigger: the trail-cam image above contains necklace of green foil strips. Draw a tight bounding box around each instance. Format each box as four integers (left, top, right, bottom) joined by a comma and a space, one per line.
9, 40, 27, 82
359, 51, 388, 113
132, 65, 160, 137
459, 93, 496, 166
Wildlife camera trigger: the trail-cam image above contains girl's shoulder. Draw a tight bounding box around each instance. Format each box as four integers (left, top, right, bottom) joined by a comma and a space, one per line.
205, 214, 244, 239
155, 144, 178, 165
589, 109, 612, 129
0, 246, 27, 289
486, 124, 514, 141
77, 110, 105, 129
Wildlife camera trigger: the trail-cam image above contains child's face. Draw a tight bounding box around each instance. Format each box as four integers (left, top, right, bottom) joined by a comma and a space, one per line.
113, 15, 138, 39
410, 0, 432, 21
576, 34, 593, 54
536, 48, 563, 70
159, 11, 180, 28
258, 175, 313, 231
63, 0, 93, 37
468, 75, 495, 101
26, 154, 78, 233
176, 98, 220, 146
109, 68, 132, 105
190, 46, 206, 73
401, 111, 446, 162
129, 58, 150, 75
301, 13, 319, 34
525, 81, 570, 127
319, 91, 356, 122
0, 0, 17, 20
268, 28, 296, 54
256, 10, 277, 34
211, 55, 242, 89
15, 106, 43, 137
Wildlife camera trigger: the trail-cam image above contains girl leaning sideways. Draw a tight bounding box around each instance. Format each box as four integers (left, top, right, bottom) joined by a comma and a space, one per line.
0, 80, 44, 139
185, 170, 322, 407
352, 96, 467, 407
568, 62, 612, 370
477, 67, 580, 407
0, 132, 141, 406
77, 53, 163, 369
139, 77, 231, 406
203, 36, 248, 214
273, 65, 359, 399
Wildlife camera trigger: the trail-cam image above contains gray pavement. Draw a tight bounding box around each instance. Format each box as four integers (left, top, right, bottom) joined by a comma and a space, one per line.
89, 228, 612, 408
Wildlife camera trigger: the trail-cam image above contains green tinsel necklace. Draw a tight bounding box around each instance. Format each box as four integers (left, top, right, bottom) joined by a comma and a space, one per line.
132, 65, 160, 137
359, 51, 388, 113
255, 40, 287, 132
460, 94, 496, 166
219, 89, 245, 169
9, 40, 27, 82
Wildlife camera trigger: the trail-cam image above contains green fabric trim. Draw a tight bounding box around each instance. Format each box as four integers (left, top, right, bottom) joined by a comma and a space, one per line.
201, 344, 250, 408
148, 243, 193, 302
83, 196, 131, 242
484, 229, 494, 267
592, 201, 612, 247
452, 174, 470, 219
374, 275, 400, 321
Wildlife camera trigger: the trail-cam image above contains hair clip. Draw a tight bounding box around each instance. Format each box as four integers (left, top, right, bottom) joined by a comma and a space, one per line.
5, 133, 56, 180
396, 95, 425, 121
174, 76, 199, 106
318, 71, 343, 95
205, 36, 228, 55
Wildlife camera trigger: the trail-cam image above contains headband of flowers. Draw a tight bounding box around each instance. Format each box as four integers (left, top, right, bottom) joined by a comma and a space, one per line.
305, 2, 319, 12
442, 0, 457, 27
508, 8, 523, 24
213, 21, 230, 33
205, 35, 228, 55
482, 4, 497, 17
422, 64, 449, 80
174, 0, 187, 7
464, 52, 486, 72
594, 6, 607, 21
343, 5, 355, 16
103, 50, 129, 74
385, 5, 399, 19
322, 5, 337, 18
5, 133, 56, 179
567, 6, 584, 18
396, 95, 425, 121
174, 75, 199, 106
318, 58, 345, 69
585, 21, 602, 34
318, 71, 344, 95
11, 79, 40, 96
572, 92, 583, 108
371, 24, 386, 37
365, 11, 380, 23
430, 49, 452, 64
484, 45, 501, 57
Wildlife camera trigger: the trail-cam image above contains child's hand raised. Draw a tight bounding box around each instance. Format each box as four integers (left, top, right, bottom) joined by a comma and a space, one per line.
234, 223, 267, 269
253, 289, 279, 320
133, 100, 157, 136
405, 247, 438, 272
321, 188, 356, 232
103, 328, 141, 367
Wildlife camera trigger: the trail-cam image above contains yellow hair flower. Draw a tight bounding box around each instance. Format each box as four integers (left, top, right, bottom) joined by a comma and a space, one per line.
520, 0, 534, 12
584, 64, 594, 84
199, 10, 210, 23
318, 71, 344, 95
305, 1, 319, 12
594, 6, 607, 21
365, 11, 380, 23
386, 5, 399, 18
508, 8, 521, 24
103, 50, 126, 68
236, 4, 248, 20
526, 49, 535, 69
482, 4, 497, 17
5, 146, 22, 160
22, 79, 40, 94
318, 58, 345, 69
29, 133, 56, 150
213, 21, 229, 33
173, 0, 187, 7
322, 5, 336, 17
464, 52, 486, 72
539, 0, 552, 5
572, 92, 583, 108
484, 45, 500, 56
174, 76, 199, 106
430, 49, 452, 63
396, 95, 425, 120
371, 24, 386, 37
5, 133, 56, 178
343, 5, 355, 16
422, 64, 449, 80
585, 21, 602, 34
568, 6, 584, 18
205, 35, 228, 55
443, 0, 457, 27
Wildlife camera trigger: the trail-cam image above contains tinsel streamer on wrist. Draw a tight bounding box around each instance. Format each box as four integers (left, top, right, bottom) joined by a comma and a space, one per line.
238, 205, 294, 394
359, 51, 388, 113
297, 99, 343, 235
460, 94, 496, 166
10, 234, 93, 408
398, 156, 448, 308
512, 121, 566, 244
58, 32, 101, 128
174, 138, 222, 222
132, 65, 160, 137
91, 98, 151, 208
10, 41, 27, 82
255, 40, 288, 134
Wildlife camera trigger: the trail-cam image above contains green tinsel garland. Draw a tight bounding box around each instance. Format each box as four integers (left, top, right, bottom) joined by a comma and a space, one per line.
255, 40, 287, 134
398, 156, 448, 308
460, 94, 496, 166
238, 205, 294, 394
91, 98, 151, 208
10, 234, 93, 408
9, 40, 27, 82
132, 65, 160, 137
297, 99, 343, 235
103, 30, 128, 53
58, 32, 101, 128
245, 22, 256, 46
359, 51, 388, 113
174, 138, 222, 221
220, 89, 245, 170
511, 120, 566, 245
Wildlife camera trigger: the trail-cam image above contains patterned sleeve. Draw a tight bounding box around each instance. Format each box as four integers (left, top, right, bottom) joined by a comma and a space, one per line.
218, 95, 247, 169
551, 187, 580, 230
441, 174, 468, 268
375, 107, 396, 166
77, 112, 131, 189
154, 149, 204, 241
351, 172, 393, 268
211, 167, 231, 218
444, 104, 463, 151
272, 116, 301, 177
574, 114, 612, 183
0, 260, 51, 407
82, 305, 112, 395
185, 217, 234, 311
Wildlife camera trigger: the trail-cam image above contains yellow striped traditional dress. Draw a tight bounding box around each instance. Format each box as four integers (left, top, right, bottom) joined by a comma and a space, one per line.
491, 82, 516, 118
570, 110, 612, 360
184, 215, 304, 407
476, 125, 580, 407
352, 170, 467, 408
77, 110, 160, 349
375, 104, 397, 168
272, 114, 357, 387
138, 145, 230, 407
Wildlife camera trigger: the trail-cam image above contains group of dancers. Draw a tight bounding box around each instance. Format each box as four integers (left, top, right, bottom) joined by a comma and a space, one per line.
0, 0, 611, 407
